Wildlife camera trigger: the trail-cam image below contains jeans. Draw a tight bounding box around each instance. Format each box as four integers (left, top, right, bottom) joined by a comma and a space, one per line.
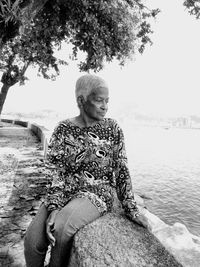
24, 197, 101, 267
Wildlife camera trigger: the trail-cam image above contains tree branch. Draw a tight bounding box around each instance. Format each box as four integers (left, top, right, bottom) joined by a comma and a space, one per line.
19, 0, 49, 35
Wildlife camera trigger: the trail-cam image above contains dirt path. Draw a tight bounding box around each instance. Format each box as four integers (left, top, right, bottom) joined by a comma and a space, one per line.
0, 122, 50, 267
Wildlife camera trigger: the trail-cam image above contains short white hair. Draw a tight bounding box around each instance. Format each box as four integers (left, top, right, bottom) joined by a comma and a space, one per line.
75, 74, 108, 100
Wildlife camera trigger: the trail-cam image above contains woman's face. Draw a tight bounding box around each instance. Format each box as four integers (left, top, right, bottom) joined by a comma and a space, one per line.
82, 86, 109, 121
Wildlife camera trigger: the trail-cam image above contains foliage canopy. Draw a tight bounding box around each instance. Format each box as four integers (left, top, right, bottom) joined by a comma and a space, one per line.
0, 0, 159, 113
0, 0, 159, 76
184, 0, 200, 19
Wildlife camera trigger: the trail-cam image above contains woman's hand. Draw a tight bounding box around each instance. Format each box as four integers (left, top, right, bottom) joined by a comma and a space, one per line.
46, 210, 59, 247
132, 213, 149, 228
131, 208, 151, 230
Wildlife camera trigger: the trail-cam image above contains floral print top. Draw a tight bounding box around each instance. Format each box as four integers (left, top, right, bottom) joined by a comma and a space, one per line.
44, 118, 139, 220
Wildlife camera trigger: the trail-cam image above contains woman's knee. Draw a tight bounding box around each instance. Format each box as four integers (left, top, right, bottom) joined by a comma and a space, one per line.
54, 198, 100, 241
53, 212, 75, 242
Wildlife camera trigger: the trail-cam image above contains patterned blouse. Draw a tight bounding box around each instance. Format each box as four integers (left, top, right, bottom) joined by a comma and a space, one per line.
44, 118, 139, 220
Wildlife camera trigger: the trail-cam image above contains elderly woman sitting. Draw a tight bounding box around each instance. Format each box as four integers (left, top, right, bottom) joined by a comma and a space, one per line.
24, 74, 148, 267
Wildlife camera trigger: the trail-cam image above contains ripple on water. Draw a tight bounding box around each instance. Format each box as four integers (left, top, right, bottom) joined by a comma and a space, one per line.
124, 126, 200, 237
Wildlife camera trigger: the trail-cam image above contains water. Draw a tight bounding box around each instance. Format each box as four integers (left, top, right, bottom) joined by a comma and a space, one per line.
124, 124, 200, 237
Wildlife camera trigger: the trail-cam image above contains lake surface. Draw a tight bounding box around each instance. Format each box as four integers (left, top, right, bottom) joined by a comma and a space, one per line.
123, 124, 200, 237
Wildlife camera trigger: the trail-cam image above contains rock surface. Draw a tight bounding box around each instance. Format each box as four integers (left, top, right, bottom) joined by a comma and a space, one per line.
68, 198, 200, 267
69, 211, 182, 267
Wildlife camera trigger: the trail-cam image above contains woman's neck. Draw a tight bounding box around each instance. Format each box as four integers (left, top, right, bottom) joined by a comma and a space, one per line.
71, 114, 101, 128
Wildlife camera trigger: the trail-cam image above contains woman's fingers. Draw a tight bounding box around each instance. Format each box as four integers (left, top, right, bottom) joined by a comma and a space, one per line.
46, 222, 56, 246
46, 210, 59, 246
132, 213, 149, 229
46, 214, 56, 246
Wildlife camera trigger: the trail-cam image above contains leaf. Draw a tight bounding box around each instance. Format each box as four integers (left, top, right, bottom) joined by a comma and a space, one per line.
13, 206, 21, 210
11, 0, 21, 11
19, 195, 35, 201
7, 0, 11, 10
0, 2, 5, 15
29, 211, 37, 215
0, 214, 10, 218
27, 206, 35, 212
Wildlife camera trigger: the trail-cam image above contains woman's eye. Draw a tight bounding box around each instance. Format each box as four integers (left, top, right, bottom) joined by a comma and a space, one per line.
95, 98, 109, 104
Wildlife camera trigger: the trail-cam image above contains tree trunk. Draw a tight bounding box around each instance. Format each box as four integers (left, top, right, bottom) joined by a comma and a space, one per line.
0, 60, 30, 116
0, 83, 11, 115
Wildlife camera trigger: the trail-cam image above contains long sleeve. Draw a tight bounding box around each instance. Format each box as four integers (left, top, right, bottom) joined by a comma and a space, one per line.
114, 122, 140, 220
43, 124, 67, 212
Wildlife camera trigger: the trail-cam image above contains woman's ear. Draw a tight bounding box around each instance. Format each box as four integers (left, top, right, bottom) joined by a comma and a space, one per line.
77, 96, 84, 108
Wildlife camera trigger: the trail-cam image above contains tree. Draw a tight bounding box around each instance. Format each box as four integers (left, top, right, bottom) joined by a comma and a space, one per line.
0, 0, 159, 114
0, 0, 49, 47
183, 0, 200, 19
0, 39, 60, 115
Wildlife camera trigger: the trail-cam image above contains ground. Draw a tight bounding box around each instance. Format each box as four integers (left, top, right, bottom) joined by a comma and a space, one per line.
0, 122, 49, 267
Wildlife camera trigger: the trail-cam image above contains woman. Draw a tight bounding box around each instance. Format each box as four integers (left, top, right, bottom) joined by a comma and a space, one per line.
24, 74, 149, 267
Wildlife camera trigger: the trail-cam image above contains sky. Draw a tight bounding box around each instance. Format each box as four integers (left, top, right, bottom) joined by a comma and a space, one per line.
2, 0, 200, 118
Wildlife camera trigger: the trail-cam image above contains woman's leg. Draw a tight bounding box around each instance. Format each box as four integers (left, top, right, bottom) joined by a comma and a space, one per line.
49, 198, 101, 267
24, 204, 49, 267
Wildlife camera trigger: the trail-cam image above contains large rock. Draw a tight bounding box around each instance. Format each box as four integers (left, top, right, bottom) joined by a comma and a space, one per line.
69, 212, 181, 267
68, 194, 182, 267
68, 193, 200, 267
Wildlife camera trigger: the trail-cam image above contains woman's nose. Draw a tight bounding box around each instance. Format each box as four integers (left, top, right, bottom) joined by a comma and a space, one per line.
101, 101, 108, 110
